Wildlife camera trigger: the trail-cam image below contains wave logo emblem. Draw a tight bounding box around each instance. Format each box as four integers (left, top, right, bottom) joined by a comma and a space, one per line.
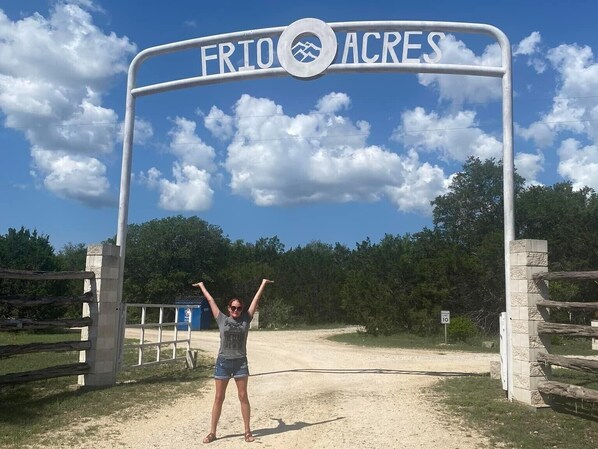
292, 39, 321, 62
278, 18, 337, 79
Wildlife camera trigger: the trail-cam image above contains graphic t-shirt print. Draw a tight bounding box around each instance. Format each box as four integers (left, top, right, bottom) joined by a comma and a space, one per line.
223, 319, 244, 352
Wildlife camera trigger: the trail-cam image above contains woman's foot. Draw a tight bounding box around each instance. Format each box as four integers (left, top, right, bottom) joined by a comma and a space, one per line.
203, 433, 216, 444
244, 431, 255, 443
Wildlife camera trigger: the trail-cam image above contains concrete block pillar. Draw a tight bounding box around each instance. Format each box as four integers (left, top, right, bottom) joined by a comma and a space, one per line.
78, 244, 120, 387
509, 239, 551, 407
251, 310, 260, 330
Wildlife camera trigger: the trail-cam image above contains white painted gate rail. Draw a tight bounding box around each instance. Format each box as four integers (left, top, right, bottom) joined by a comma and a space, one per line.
124, 303, 197, 367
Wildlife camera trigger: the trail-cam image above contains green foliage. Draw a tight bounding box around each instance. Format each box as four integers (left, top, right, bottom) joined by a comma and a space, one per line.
259, 296, 293, 328
447, 316, 478, 342
3, 158, 598, 334
0, 227, 66, 320
122, 215, 230, 304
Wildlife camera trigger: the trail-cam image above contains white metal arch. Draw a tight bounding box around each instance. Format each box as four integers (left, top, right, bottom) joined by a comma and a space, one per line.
116, 19, 515, 399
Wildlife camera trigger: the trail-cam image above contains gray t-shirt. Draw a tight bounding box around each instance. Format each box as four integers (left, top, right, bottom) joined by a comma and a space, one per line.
216, 311, 252, 359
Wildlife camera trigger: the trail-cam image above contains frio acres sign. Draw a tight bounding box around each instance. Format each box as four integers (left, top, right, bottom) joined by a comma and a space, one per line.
198, 18, 445, 79
117, 17, 516, 400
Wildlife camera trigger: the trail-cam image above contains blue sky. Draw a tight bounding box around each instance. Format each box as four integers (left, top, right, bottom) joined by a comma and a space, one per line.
1, 0, 598, 252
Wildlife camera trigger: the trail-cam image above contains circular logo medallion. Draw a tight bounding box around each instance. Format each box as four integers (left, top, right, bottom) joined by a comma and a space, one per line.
277, 18, 337, 79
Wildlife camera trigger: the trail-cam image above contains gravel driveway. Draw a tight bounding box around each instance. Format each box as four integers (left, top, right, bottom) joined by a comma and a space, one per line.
64, 327, 499, 448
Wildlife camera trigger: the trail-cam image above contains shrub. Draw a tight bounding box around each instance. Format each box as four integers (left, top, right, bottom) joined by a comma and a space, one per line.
447, 316, 478, 342
260, 297, 293, 328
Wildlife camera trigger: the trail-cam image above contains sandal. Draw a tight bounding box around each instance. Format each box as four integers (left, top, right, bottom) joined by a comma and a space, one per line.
203, 433, 217, 444
244, 431, 255, 443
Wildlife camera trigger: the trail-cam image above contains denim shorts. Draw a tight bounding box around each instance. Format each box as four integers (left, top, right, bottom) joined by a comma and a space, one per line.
214, 356, 249, 379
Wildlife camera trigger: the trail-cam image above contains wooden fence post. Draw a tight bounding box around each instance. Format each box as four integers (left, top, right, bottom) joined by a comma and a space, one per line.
78, 244, 120, 387
509, 239, 551, 407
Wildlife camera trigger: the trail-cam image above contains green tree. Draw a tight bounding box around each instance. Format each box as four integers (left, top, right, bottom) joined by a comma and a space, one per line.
431, 158, 525, 332
122, 216, 230, 304
0, 227, 62, 319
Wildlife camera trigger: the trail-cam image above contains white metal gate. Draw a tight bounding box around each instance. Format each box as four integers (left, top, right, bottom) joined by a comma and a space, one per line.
123, 303, 198, 368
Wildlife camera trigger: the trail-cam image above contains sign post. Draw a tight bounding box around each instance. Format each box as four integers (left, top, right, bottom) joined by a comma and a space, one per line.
441, 310, 450, 344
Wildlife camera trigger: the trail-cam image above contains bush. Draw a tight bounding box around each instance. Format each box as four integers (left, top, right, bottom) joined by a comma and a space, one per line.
447, 316, 478, 342
260, 297, 293, 328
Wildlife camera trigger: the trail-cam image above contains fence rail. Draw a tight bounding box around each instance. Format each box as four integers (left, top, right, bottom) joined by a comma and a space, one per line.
509, 240, 598, 410
533, 270, 598, 281
0, 267, 95, 385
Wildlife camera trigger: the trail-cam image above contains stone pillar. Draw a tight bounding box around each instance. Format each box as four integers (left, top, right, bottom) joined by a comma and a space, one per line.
592, 321, 598, 351
251, 310, 260, 330
509, 239, 551, 407
78, 244, 120, 387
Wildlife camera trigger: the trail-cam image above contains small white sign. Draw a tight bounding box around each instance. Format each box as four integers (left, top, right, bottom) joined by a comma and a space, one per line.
441, 310, 450, 324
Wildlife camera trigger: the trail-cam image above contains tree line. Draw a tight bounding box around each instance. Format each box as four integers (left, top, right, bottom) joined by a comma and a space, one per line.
2, 158, 598, 335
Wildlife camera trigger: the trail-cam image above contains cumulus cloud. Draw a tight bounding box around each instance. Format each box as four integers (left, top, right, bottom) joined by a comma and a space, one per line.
515, 151, 545, 186
417, 34, 502, 105
514, 32, 542, 56
204, 106, 234, 141
517, 43, 598, 188
156, 163, 214, 211
392, 107, 502, 162
31, 147, 113, 206
0, 2, 136, 205
557, 138, 598, 190
221, 93, 448, 214
514, 32, 546, 73
141, 117, 217, 211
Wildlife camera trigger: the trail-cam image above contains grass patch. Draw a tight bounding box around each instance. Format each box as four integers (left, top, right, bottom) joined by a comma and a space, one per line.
550, 336, 596, 356
328, 331, 499, 353
0, 331, 212, 448
430, 375, 598, 449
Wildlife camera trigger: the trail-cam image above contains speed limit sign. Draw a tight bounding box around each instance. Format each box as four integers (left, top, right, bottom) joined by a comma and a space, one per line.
441, 310, 450, 324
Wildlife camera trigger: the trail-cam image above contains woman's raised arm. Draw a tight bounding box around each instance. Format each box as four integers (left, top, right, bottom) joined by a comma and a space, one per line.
247, 279, 274, 318
192, 282, 221, 319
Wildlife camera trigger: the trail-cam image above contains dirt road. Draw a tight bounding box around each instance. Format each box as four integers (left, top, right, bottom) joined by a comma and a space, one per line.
72, 327, 499, 448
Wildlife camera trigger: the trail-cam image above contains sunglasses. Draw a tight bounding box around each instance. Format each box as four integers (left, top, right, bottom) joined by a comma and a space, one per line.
229, 306, 242, 312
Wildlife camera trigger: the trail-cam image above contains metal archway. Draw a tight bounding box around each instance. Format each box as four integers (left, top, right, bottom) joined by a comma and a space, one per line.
116, 18, 515, 398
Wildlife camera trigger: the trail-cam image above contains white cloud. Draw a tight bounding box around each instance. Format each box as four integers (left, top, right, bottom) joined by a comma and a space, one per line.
156, 163, 214, 211
204, 106, 234, 141
515, 151, 545, 186
515, 122, 555, 148
315, 92, 351, 114
169, 117, 217, 170
140, 117, 217, 211
31, 147, 114, 206
392, 107, 502, 162
222, 94, 448, 214
557, 138, 598, 190
0, 2, 136, 205
383, 150, 449, 214
514, 32, 541, 56
519, 43, 598, 148
118, 118, 154, 146
417, 34, 502, 105
514, 32, 546, 73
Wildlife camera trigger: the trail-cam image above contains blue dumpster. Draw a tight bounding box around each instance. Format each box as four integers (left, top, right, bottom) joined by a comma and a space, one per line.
175, 297, 212, 330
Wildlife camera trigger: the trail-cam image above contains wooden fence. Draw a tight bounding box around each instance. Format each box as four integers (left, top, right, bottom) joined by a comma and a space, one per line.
0, 267, 95, 385
533, 270, 598, 403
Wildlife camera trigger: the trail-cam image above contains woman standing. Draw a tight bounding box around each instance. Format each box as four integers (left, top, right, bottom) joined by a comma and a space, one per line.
192, 278, 274, 444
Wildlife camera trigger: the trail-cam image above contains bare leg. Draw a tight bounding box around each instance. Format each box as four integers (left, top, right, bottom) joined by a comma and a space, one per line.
234, 376, 252, 436
209, 379, 229, 436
